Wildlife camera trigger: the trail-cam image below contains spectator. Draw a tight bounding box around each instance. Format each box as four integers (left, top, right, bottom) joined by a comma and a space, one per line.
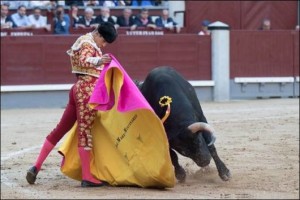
10, 5, 33, 28
95, 7, 116, 25
28, 7, 51, 31
49, 0, 65, 7
124, 0, 132, 6
84, 0, 100, 6
260, 18, 271, 30
29, 1, 52, 8
198, 19, 210, 35
161, 0, 169, 6
103, 0, 126, 7
131, 0, 154, 6
97, 0, 105, 6
65, 0, 84, 6
2, 1, 30, 9
53, 5, 70, 34
70, 4, 82, 27
153, 0, 168, 6
130, 8, 156, 30
76, 7, 97, 28
116, 8, 135, 27
1, 3, 15, 29
155, 9, 180, 33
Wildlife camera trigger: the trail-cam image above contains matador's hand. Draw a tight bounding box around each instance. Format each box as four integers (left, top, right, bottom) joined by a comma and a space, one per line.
101, 54, 112, 64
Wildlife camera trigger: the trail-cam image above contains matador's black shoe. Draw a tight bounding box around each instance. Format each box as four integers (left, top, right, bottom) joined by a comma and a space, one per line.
81, 180, 105, 187
26, 166, 38, 184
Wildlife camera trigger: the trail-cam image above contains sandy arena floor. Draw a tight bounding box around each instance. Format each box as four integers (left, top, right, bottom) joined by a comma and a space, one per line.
1, 98, 299, 199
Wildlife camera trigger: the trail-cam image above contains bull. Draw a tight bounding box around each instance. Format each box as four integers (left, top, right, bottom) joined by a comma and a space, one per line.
135, 66, 231, 182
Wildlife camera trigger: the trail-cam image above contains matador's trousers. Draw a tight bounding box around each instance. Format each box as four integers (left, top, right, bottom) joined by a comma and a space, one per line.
46, 75, 97, 150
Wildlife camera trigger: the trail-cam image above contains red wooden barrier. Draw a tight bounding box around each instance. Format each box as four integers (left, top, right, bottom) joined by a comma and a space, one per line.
230, 30, 298, 78
293, 31, 299, 76
1, 31, 298, 86
1, 34, 211, 85
1, 27, 52, 36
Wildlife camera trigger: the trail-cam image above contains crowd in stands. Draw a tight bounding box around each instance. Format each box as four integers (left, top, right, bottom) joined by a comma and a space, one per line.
1, 0, 169, 8
1, 0, 180, 34
53, 5, 70, 34
1, 1, 299, 35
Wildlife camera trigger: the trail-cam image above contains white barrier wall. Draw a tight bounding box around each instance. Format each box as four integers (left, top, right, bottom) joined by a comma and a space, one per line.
208, 21, 230, 101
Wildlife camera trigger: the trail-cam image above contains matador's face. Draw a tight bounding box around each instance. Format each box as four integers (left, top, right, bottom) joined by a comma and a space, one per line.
93, 32, 107, 48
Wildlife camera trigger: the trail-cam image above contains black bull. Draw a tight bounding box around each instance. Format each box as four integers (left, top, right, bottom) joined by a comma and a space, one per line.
135, 66, 231, 182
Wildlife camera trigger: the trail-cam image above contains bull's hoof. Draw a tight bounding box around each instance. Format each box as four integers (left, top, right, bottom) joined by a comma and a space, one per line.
219, 168, 232, 181
175, 167, 186, 183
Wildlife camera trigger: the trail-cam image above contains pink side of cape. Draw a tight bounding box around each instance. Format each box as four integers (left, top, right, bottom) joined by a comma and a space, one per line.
89, 54, 153, 112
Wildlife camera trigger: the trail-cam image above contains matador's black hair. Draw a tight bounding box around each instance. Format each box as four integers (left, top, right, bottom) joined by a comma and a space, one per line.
97, 22, 118, 43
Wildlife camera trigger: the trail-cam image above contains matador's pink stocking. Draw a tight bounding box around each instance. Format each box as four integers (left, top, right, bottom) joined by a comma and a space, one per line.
78, 147, 102, 184
34, 139, 55, 171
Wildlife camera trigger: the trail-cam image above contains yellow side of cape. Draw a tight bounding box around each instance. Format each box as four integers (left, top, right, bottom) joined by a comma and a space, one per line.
58, 68, 175, 188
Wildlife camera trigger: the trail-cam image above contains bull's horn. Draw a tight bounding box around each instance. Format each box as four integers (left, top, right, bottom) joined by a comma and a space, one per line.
188, 122, 216, 146
187, 122, 215, 134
